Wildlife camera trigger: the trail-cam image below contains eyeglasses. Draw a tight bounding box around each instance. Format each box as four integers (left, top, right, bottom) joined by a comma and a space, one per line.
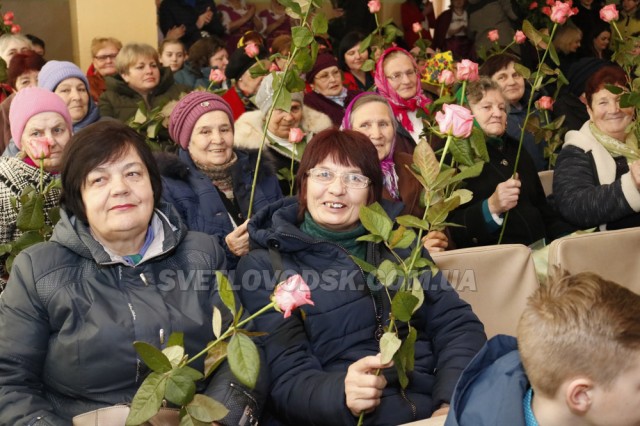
315, 68, 341, 82
94, 53, 118, 62
385, 68, 418, 82
307, 168, 370, 189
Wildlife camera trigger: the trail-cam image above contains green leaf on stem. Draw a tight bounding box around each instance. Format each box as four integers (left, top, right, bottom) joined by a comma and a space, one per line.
228, 333, 260, 389
449, 162, 484, 184
376, 259, 401, 287
411, 276, 426, 312
605, 84, 624, 95
0, 244, 10, 256
396, 215, 430, 231
522, 20, 542, 49
450, 189, 473, 205
204, 341, 228, 378
163, 345, 185, 367
406, 167, 428, 189
47, 206, 60, 226
179, 414, 210, 426
392, 292, 419, 322
413, 138, 440, 186
284, 71, 306, 93
360, 59, 375, 72
16, 194, 45, 231
351, 255, 377, 274
547, 42, 560, 67
185, 394, 229, 422
432, 168, 456, 191
165, 371, 196, 406
213, 306, 223, 339
380, 332, 402, 364
132, 342, 172, 373
167, 332, 184, 348
126, 372, 167, 425
294, 47, 314, 73
311, 11, 328, 34
356, 233, 384, 243
178, 365, 204, 381
215, 271, 236, 316
393, 351, 409, 389
44, 177, 61, 193
470, 128, 489, 162
389, 227, 416, 250
359, 202, 393, 240
397, 326, 417, 373
292, 26, 314, 47
427, 197, 461, 227
448, 137, 474, 167
514, 63, 531, 80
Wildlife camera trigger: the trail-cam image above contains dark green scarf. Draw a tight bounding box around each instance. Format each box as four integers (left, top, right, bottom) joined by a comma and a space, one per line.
300, 212, 367, 260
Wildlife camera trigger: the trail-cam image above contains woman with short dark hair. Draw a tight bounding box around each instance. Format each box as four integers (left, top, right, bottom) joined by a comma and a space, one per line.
0, 120, 264, 423
236, 128, 485, 425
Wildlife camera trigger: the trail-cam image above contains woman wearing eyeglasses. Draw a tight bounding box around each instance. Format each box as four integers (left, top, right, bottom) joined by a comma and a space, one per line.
303, 53, 360, 128
235, 128, 486, 425
374, 47, 432, 152
86, 37, 122, 103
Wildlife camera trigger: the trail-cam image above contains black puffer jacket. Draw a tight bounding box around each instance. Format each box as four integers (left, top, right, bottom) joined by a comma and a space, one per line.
0, 202, 265, 425
236, 198, 486, 425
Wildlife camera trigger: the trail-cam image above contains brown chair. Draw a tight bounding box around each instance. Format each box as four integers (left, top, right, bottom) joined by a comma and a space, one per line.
431, 244, 539, 338
547, 227, 640, 294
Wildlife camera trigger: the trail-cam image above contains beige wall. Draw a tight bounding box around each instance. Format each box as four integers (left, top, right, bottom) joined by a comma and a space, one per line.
69, 0, 157, 72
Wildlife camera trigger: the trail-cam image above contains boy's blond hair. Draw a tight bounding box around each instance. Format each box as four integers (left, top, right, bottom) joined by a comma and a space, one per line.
518, 271, 640, 397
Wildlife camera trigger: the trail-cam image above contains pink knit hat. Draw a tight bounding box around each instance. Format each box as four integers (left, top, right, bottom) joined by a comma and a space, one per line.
9, 87, 73, 149
168, 91, 234, 150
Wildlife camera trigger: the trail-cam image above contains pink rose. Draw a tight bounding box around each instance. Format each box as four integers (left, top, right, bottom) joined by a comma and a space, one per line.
600, 4, 619, 23
435, 104, 474, 139
456, 59, 479, 82
438, 69, 456, 86
272, 274, 315, 319
529, 2, 538, 9
288, 128, 305, 144
367, 0, 381, 13
487, 29, 500, 42
244, 42, 260, 59
209, 68, 226, 83
269, 63, 279, 72
546, 1, 577, 24
412, 22, 423, 33
514, 30, 527, 44
3, 11, 14, 21
3, 19, 12, 26
535, 96, 554, 110
27, 137, 51, 160
10, 24, 20, 34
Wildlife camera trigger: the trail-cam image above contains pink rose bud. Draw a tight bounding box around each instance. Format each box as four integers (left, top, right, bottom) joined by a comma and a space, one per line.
368, 0, 381, 13
3, 11, 14, 21
438, 69, 456, 86
28, 137, 52, 160
546, 0, 577, 24
529, 2, 538, 9
487, 29, 500, 42
535, 96, 554, 110
244, 42, 260, 59
514, 30, 527, 44
456, 59, 479, 82
435, 104, 474, 139
600, 4, 619, 23
10, 24, 20, 34
272, 274, 315, 318
3, 19, 12, 26
209, 68, 226, 83
269, 63, 279, 72
288, 127, 305, 144
412, 22, 423, 33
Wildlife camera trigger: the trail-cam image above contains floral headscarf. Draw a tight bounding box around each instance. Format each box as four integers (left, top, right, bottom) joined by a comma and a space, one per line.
374, 47, 431, 133
342, 92, 400, 200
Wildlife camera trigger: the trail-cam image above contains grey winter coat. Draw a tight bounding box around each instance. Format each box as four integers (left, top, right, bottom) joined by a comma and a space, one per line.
0, 202, 264, 425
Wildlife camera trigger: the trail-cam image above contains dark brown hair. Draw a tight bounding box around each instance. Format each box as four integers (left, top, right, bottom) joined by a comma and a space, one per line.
8, 51, 46, 89
479, 53, 519, 78
295, 128, 383, 220
585, 65, 628, 108
188, 37, 225, 69
60, 121, 162, 223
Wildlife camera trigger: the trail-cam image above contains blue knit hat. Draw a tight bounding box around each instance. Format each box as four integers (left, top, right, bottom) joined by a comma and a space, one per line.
38, 60, 90, 92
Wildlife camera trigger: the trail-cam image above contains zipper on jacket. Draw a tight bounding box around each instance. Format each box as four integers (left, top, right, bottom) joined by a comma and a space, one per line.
400, 387, 418, 421
278, 232, 385, 341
